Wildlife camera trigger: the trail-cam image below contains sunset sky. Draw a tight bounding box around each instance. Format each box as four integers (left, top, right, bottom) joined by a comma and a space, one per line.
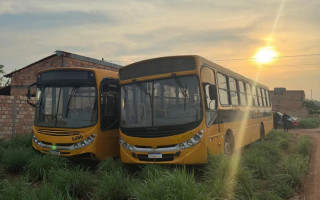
0, 0, 319, 100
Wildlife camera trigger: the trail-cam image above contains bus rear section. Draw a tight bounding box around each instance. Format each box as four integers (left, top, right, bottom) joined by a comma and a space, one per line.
29, 68, 120, 160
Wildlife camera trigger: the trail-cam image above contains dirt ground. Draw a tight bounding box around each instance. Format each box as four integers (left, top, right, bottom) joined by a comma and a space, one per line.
289, 128, 320, 200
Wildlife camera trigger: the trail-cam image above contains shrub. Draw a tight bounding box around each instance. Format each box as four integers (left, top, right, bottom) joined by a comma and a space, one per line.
298, 117, 320, 129
134, 167, 207, 200
1, 147, 35, 172
295, 136, 312, 156
26, 154, 69, 180
48, 167, 95, 198
6, 134, 33, 148
93, 169, 135, 200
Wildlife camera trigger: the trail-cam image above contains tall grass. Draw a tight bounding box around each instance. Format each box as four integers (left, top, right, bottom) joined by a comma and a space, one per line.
1, 147, 35, 172
295, 135, 312, 156
0, 176, 29, 200
268, 174, 294, 199
47, 167, 96, 198
26, 154, 69, 180
134, 167, 208, 200
204, 155, 256, 199
282, 154, 308, 187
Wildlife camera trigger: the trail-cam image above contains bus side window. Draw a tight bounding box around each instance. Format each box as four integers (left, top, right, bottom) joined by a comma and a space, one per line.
100, 79, 120, 131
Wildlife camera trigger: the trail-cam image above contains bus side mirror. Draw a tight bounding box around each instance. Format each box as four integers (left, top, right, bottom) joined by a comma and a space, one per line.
27, 82, 39, 107
209, 85, 217, 100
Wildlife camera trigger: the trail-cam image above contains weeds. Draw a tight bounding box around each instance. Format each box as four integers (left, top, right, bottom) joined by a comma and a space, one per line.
298, 117, 320, 128
268, 174, 294, 199
26, 154, 68, 180
48, 167, 95, 198
1, 147, 35, 172
295, 135, 312, 156
282, 154, 308, 187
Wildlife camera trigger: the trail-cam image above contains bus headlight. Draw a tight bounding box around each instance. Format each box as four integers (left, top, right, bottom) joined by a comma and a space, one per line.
177, 130, 204, 150
119, 138, 136, 151
72, 134, 96, 150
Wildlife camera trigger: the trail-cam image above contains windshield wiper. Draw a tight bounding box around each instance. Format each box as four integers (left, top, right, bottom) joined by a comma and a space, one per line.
173, 76, 188, 110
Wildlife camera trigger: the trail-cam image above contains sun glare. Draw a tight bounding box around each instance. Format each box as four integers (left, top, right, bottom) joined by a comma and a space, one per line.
254, 47, 277, 64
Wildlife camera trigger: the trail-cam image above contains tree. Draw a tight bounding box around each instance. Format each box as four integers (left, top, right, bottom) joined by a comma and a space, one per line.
0, 64, 11, 87
304, 100, 320, 111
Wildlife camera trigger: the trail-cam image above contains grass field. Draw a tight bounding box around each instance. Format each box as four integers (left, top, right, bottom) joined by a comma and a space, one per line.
0, 130, 312, 200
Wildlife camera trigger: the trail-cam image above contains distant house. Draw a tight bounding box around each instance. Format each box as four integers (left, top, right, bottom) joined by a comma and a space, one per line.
269, 88, 309, 118
2, 50, 121, 96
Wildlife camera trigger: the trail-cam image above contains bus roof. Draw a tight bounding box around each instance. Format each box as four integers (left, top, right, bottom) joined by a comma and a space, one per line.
120, 55, 269, 89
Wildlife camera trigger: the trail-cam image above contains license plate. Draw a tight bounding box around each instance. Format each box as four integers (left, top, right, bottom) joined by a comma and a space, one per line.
48, 150, 60, 156
148, 153, 162, 159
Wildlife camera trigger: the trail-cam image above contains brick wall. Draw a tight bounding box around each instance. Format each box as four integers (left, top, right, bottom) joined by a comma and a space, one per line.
0, 95, 34, 139
270, 89, 309, 118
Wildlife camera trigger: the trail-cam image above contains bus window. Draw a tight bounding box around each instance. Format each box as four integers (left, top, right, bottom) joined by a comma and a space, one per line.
260, 88, 265, 107
257, 87, 263, 106
252, 85, 258, 106
229, 77, 239, 106
266, 90, 271, 107
201, 67, 217, 126
245, 83, 252, 106
238, 81, 246, 106
217, 73, 229, 106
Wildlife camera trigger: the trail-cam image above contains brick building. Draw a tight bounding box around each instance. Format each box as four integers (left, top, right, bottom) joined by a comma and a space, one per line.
0, 50, 121, 139
269, 88, 309, 118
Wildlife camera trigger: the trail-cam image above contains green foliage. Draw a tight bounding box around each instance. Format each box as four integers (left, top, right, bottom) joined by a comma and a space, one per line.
48, 167, 95, 198
304, 100, 320, 111
4, 134, 33, 148
295, 136, 312, 156
251, 191, 282, 200
0, 177, 29, 200
134, 167, 208, 200
138, 164, 168, 180
94, 169, 135, 200
96, 157, 124, 174
1, 147, 35, 172
242, 148, 272, 178
298, 117, 320, 128
204, 155, 256, 199
268, 174, 294, 199
282, 154, 308, 187
26, 154, 69, 180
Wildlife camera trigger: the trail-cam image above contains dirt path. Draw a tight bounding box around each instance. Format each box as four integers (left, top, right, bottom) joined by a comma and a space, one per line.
289, 128, 320, 200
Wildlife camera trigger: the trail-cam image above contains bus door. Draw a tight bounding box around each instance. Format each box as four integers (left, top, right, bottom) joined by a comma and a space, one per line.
201, 67, 221, 154
99, 78, 120, 157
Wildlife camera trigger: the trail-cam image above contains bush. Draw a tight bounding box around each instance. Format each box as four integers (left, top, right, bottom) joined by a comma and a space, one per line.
6, 134, 33, 148
298, 117, 320, 128
134, 167, 207, 200
93, 169, 135, 200
26, 154, 69, 180
295, 136, 312, 156
48, 167, 95, 198
1, 147, 35, 172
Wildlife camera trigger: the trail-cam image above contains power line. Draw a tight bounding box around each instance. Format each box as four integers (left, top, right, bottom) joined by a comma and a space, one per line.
211, 53, 320, 62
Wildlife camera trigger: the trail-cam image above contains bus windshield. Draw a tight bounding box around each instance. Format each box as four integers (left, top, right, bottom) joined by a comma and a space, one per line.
121, 75, 202, 129
35, 85, 97, 128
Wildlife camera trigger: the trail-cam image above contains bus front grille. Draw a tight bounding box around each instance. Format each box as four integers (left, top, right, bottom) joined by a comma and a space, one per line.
37, 129, 81, 136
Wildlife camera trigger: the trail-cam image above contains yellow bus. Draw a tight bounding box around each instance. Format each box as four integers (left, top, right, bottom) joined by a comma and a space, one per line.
119, 55, 273, 164
28, 68, 120, 160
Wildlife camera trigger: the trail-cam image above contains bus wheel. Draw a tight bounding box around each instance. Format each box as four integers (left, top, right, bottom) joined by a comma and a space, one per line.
260, 123, 265, 140
224, 133, 234, 155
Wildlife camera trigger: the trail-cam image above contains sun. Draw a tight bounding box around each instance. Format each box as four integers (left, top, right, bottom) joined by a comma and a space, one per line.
254, 46, 277, 64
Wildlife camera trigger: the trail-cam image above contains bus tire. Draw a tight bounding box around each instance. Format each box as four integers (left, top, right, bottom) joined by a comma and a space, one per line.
260, 123, 265, 140
224, 132, 234, 155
